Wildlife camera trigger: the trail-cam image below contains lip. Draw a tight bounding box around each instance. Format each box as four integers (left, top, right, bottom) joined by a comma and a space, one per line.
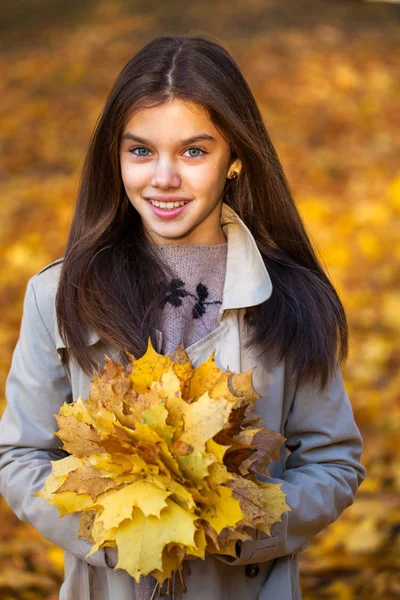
146, 198, 192, 220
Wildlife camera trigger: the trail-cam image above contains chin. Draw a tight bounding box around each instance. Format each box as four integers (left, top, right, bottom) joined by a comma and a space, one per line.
155, 230, 191, 242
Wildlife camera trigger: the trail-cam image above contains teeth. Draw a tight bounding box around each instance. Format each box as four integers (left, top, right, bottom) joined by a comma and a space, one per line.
149, 199, 188, 209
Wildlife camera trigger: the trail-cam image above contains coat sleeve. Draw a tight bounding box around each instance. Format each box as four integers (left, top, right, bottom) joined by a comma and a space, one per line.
0, 276, 108, 568
215, 362, 367, 566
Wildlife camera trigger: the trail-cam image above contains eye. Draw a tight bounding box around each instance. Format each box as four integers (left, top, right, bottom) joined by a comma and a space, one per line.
184, 147, 208, 159
129, 146, 151, 157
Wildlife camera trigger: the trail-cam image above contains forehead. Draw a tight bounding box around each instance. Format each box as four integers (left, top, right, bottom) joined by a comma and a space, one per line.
123, 99, 217, 135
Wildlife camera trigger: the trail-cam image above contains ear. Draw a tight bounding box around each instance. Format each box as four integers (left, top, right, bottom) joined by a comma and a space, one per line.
227, 158, 243, 178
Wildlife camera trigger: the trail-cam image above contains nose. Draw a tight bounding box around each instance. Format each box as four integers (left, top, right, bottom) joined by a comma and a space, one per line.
151, 159, 181, 189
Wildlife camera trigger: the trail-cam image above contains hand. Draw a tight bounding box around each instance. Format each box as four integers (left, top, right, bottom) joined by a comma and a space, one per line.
104, 546, 118, 568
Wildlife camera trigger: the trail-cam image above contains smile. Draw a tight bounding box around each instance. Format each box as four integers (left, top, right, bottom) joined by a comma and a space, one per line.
146, 199, 192, 220
148, 199, 190, 209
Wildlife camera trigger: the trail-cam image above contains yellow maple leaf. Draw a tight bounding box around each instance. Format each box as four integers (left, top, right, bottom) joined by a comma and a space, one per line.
200, 485, 245, 535
188, 352, 238, 403
128, 339, 176, 394
167, 392, 232, 453
113, 500, 198, 582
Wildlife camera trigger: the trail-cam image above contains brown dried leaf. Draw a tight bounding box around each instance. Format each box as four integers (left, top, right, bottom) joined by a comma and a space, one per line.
57, 467, 118, 501
54, 415, 104, 457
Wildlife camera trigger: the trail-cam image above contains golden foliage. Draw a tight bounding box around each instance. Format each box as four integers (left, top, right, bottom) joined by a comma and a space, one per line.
35, 340, 290, 584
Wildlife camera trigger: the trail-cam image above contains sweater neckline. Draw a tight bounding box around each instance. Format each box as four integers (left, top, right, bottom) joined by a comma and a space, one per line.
150, 242, 227, 249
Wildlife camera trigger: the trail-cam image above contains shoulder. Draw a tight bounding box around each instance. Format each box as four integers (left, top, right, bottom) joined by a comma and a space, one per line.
27, 258, 64, 334
30, 257, 63, 302
36, 257, 64, 277
30, 257, 63, 289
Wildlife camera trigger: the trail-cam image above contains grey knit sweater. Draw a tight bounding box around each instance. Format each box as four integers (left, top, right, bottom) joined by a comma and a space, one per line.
134, 241, 228, 598
153, 242, 228, 355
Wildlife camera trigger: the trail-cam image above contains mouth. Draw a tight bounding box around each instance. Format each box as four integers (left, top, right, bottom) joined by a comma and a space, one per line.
145, 198, 192, 220
147, 198, 191, 210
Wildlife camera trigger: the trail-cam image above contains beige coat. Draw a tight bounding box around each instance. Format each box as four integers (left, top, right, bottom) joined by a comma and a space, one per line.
0, 203, 367, 600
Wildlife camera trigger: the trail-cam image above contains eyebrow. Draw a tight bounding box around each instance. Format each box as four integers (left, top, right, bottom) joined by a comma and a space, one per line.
120, 132, 216, 145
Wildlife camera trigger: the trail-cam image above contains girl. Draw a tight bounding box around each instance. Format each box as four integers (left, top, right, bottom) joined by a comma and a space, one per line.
0, 34, 366, 600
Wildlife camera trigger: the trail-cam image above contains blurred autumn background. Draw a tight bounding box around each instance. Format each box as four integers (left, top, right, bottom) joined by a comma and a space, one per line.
0, 0, 399, 598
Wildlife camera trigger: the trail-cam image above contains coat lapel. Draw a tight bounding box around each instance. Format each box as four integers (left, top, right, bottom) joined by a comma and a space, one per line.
219, 202, 272, 316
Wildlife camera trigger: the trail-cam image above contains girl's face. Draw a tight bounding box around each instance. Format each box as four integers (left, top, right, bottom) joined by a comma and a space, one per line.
119, 99, 241, 245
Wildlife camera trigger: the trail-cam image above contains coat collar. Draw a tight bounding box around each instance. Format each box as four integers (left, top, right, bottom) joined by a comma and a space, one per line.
56, 202, 272, 349
219, 202, 272, 315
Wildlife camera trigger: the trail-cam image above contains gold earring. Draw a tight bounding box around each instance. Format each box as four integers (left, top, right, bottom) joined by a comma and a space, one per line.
228, 170, 238, 179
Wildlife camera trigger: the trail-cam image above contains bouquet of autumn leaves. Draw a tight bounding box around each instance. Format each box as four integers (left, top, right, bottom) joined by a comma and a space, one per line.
35, 339, 291, 590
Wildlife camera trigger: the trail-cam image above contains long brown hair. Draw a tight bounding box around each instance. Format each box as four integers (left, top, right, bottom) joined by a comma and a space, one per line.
56, 33, 348, 392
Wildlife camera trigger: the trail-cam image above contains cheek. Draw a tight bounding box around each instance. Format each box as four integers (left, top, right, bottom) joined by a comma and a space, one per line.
190, 163, 226, 193
120, 160, 149, 191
